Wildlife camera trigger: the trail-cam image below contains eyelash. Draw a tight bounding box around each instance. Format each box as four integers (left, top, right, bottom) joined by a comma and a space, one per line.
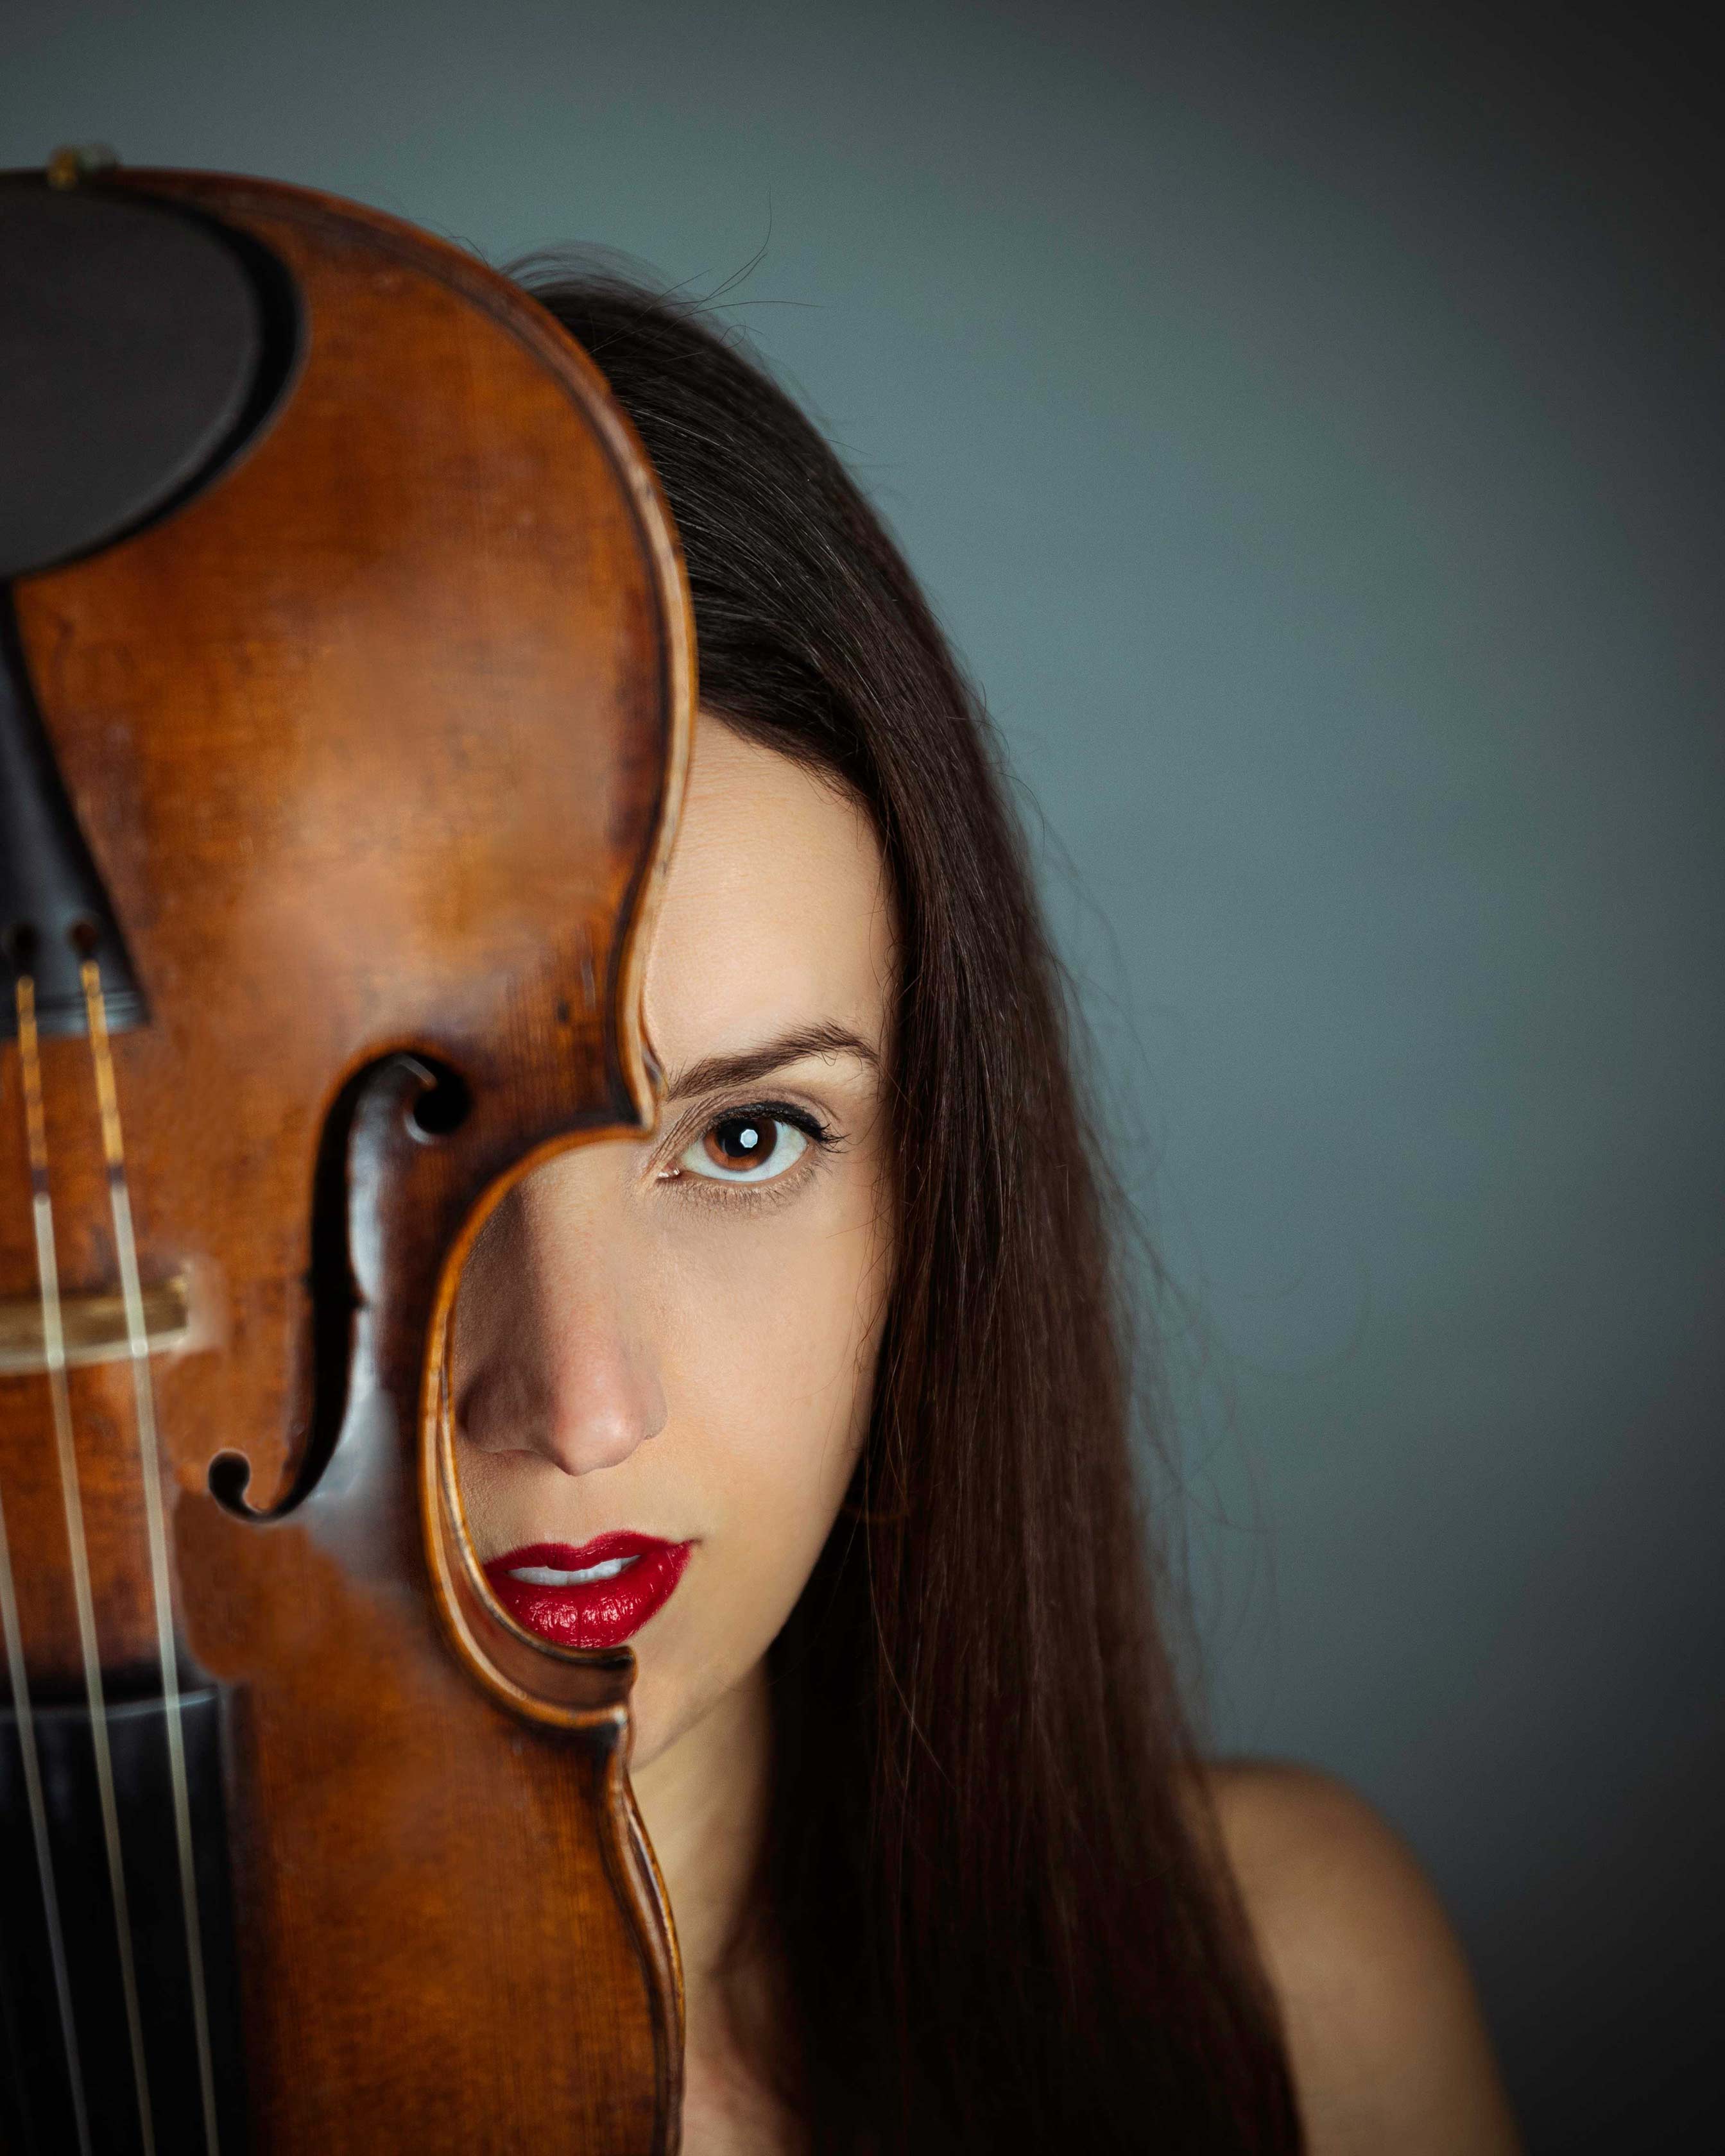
658, 1099, 839, 1205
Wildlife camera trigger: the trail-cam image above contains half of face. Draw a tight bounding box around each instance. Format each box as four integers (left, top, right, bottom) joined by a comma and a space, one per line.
451, 715, 898, 1768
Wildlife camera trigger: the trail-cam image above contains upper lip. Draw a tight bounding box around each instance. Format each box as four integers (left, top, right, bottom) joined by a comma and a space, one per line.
485, 1532, 683, 1573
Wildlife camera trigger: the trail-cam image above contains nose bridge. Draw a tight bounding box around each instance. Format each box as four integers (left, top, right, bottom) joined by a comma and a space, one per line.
513, 1148, 667, 1476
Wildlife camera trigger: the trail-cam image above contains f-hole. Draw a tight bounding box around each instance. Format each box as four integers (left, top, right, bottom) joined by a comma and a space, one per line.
209, 1054, 471, 1523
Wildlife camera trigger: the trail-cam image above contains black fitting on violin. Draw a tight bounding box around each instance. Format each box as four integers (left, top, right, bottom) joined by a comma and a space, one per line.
0, 599, 147, 1041
0, 1684, 249, 2154
0, 166, 299, 584
0, 162, 302, 1041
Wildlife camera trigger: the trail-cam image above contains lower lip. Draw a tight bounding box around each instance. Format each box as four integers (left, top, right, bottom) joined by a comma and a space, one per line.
482, 1536, 692, 1650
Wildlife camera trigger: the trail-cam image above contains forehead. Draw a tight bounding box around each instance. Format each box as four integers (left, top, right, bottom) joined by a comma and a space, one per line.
642, 715, 895, 1072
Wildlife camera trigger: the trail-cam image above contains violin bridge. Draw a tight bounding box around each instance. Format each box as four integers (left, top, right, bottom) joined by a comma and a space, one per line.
0, 1271, 192, 1374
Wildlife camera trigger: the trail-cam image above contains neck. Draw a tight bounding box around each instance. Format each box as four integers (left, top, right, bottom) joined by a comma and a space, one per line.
631, 1661, 775, 2089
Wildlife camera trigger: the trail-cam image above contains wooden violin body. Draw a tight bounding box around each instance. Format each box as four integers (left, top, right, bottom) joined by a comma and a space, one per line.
0, 168, 691, 2152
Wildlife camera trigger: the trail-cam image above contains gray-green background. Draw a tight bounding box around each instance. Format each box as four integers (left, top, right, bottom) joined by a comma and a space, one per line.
6, 3, 1719, 2146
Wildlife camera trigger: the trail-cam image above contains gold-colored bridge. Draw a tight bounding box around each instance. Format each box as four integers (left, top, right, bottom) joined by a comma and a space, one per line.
0, 1272, 193, 1374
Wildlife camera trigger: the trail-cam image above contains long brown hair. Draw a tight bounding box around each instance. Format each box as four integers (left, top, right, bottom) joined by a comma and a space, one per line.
522, 264, 1301, 2152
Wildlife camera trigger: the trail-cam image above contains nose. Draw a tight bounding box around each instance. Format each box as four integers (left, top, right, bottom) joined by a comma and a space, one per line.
454, 1155, 667, 1477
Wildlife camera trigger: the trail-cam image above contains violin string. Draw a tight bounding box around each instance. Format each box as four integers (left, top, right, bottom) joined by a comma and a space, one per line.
15, 973, 157, 2154
81, 957, 221, 2156
0, 1466, 92, 2155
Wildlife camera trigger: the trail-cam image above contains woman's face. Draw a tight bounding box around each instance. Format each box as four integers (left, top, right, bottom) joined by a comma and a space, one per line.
452, 716, 896, 1768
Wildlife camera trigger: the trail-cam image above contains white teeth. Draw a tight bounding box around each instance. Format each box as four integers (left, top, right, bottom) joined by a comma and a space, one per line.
510, 1556, 637, 1587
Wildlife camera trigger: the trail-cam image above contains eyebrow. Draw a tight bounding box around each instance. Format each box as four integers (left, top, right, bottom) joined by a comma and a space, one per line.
660, 1021, 880, 1102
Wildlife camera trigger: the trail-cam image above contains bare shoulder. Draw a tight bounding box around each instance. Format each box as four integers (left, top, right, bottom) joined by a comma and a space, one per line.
1203, 1761, 1522, 2156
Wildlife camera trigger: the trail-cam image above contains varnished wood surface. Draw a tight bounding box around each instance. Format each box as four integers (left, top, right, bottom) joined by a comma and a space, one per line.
0, 169, 692, 2151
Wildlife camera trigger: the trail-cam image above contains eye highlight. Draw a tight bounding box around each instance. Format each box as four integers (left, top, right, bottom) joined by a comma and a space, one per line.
673, 1106, 818, 1185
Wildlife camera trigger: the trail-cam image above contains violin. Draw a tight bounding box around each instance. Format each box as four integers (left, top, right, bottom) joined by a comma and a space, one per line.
0, 155, 691, 2152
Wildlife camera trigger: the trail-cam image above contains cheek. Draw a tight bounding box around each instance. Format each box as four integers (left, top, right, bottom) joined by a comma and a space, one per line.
634, 1175, 890, 1743
664, 1181, 887, 1532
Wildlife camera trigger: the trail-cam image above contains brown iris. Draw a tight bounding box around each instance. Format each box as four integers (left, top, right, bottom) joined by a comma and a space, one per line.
702, 1115, 778, 1171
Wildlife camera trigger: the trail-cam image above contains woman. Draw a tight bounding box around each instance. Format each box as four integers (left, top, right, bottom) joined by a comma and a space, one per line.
452, 273, 1520, 2154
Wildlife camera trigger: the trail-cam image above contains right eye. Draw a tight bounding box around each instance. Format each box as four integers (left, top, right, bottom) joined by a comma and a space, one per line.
675, 1111, 811, 1185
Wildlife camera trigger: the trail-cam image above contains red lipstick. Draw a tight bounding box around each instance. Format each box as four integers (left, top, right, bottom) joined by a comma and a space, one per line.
482, 1532, 691, 1650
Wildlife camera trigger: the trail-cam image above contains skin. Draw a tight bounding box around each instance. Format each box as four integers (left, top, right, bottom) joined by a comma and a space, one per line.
453, 717, 896, 2147
1212, 1764, 1523, 2153
452, 715, 1520, 2153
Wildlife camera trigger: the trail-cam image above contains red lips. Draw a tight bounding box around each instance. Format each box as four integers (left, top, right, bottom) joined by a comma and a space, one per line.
481, 1532, 692, 1649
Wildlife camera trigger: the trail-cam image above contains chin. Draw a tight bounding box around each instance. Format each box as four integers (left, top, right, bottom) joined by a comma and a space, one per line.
627, 1697, 675, 1773
625, 1660, 701, 1774
626, 1650, 762, 1779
